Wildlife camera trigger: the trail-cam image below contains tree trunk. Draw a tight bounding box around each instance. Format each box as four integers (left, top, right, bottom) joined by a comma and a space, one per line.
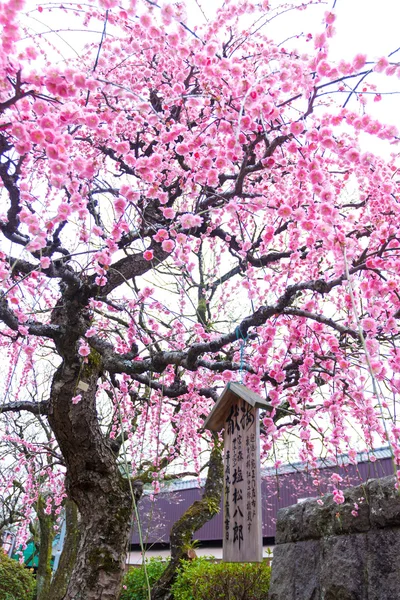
49, 500, 80, 600
48, 353, 142, 599
36, 494, 56, 600
151, 437, 224, 600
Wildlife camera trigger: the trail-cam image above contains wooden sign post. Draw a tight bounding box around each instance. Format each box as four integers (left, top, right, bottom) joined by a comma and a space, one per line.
203, 382, 268, 562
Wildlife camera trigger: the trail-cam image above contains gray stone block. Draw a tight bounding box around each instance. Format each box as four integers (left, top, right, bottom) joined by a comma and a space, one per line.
320, 534, 368, 599
268, 543, 296, 600
268, 540, 321, 600
270, 476, 400, 600
368, 476, 400, 528
302, 496, 336, 540
332, 483, 371, 535
275, 502, 304, 544
366, 528, 400, 600
298, 483, 370, 540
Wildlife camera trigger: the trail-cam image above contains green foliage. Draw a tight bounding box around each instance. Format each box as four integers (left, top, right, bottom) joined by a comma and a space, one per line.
119, 557, 169, 600
0, 550, 36, 600
171, 557, 271, 600
204, 498, 220, 516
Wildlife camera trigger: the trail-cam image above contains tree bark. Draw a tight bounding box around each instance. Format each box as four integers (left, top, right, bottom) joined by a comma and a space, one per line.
36, 494, 56, 600
49, 500, 80, 600
151, 437, 224, 600
47, 351, 141, 599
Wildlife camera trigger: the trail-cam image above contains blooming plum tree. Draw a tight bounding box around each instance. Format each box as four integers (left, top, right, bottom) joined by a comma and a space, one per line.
1, 0, 400, 598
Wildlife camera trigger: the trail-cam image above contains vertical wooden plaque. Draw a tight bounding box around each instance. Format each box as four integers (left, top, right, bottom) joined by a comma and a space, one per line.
203, 382, 267, 563
223, 399, 262, 562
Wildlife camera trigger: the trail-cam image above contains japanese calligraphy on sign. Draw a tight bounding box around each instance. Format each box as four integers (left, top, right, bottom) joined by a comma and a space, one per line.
203, 382, 268, 563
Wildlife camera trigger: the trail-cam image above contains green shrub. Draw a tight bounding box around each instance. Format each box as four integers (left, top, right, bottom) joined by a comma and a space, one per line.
171, 557, 271, 600
0, 550, 36, 600
120, 556, 169, 600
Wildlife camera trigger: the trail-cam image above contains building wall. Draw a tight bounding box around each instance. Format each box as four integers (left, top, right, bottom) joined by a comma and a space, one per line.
130, 453, 393, 553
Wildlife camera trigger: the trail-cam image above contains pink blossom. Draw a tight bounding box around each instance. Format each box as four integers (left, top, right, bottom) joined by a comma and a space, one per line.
114, 197, 127, 217
333, 489, 345, 504
278, 205, 292, 218
290, 121, 304, 135
74, 73, 86, 88
161, 3, 174, 24
162, 207, 176, 219
361, 317, 376, 333
115, 141, 129, 155
40, 257, 51, 269
95, 276, 107, 286
314, 32, 326, 49
96, 251, 112, 267
85, 327, 97, 338
374, 57, 389, 73
85, 114, 99, 128
310, 170, 324, 184
320, 202, 333, 216
175, 142, 189, 155
331, 473, 343, 485
149, 153, 163, 168
57, 203, 72, 220
222, 370, 234, 381
72, 394, 82, 404
325, 11, 336, 25
11, 124, 26, 140
29, 130, 45, 145
316, 61, 331, 77
353, 54, 367, 70
21, 213, 41, 235
162, 239, 175, 252
345, 148, 360, 163
50, 161, 68, 175
300, 429, 310, 441
179, 213, 203, 229
78, 342, 90, 357
140, 13, 151, 27
143, 250, 154, 261
153, 229, 169, 243
33, 99, 48, 115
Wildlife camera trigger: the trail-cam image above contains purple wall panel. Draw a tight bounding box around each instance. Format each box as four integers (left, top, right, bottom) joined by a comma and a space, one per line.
131, 456, 393, 545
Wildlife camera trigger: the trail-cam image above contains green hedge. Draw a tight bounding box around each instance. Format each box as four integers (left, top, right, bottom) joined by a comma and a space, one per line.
120, 557, 169, 600
0, 550, 36, 600
120, 556, 271, 600
172, 557, 271, 600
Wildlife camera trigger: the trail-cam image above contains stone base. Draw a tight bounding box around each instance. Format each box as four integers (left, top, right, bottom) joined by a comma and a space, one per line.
269, 477, 400, 600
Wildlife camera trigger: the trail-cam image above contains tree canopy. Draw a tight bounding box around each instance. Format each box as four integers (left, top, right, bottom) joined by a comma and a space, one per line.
0, 0, 400, 597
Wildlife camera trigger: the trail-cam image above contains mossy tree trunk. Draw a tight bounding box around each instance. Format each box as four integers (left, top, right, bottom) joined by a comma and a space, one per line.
45, 291, 145, 600
48, 356, 142, 600
151, 436, 224, 600
36, 493, 56, 600
48, 500, 80, 600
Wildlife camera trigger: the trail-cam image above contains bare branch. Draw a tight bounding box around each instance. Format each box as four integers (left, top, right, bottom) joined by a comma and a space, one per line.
0, 400, 49, 415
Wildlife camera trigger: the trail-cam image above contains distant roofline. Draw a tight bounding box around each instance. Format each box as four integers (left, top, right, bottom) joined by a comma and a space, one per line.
153, 446, 392, 494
